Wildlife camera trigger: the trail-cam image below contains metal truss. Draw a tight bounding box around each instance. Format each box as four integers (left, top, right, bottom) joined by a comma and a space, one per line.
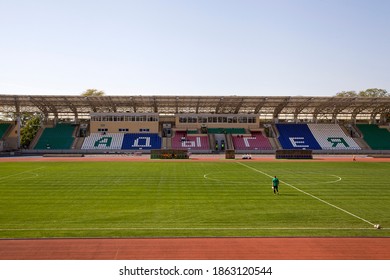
0, 94, 389, 121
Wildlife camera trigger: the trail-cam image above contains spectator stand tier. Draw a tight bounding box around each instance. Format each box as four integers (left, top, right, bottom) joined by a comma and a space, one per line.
276, 124, 322, 150
172, 131, 210, 151
81, 133, 124, 149
232, 131, 273, 150
307, 124, 361, 150
357, 124, 390, 150
121, 133, 162, 150
34, 123, 76, 150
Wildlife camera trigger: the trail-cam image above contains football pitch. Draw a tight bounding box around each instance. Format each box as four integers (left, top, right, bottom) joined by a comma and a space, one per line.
0, 160, 389, 238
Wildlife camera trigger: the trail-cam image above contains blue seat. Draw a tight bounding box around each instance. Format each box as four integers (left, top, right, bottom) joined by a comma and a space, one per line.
276, 124, 322, 150
121, 133, 162, 150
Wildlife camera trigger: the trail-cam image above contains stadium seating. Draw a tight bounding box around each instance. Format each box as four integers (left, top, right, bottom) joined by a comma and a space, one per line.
81, 133, 124, 149
276, 124, 322, 150
357, 124, 390, 150
34, 123, 75, 150
232, 132, 273, 150
81, 133, 162, 150
307, 124, 361, 150
121, 133, 162, 150
0, 123, 11, 139
172, 131, 210, 150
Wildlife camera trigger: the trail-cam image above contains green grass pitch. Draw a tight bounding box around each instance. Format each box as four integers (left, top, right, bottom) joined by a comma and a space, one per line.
0, 160, 389, 238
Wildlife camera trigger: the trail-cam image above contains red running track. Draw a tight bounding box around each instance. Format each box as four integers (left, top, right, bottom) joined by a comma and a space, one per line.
0, 237, 389, 260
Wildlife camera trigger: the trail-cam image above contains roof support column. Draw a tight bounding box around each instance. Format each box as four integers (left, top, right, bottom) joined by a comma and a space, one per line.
380, 112, 388, 124
293, 113, 298, 123
16, 116, 21, 149
313, 114, 318, 123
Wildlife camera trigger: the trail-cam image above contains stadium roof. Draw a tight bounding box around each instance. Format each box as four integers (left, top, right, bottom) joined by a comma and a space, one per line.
0, 94, 389, 121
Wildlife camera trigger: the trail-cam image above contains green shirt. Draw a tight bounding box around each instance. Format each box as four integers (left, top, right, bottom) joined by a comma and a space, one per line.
272, 177, 279, 187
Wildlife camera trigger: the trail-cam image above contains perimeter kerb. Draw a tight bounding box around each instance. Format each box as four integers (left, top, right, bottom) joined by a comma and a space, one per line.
275, 149, 313, 159
225, 149, 235, 159
150, 149, 189, 159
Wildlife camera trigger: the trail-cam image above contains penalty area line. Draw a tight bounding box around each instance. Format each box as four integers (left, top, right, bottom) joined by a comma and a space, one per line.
236, 162, 377, 227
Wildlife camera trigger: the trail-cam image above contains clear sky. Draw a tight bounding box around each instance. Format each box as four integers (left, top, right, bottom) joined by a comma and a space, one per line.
1, 0, 389, 96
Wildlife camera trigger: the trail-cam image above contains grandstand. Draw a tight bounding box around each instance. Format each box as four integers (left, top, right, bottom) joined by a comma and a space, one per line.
277, 123, 322, 150
232, 131, 273, 150
172, 131, 210, 151
0, 123, 11, 139
34, 123, 75, 150
81, 133, 124, 150
357, 124, 390, 150
276, 123, 361, 150
307, 123, 360, 150
0, 94, 389, 155
121, 133, 162, 150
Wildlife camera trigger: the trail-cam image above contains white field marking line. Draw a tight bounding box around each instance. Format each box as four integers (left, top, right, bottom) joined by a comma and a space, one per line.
288, 174, 342, 185
236, 162, 376, 227
203, 172, 342, 185
0, 227, 386, 231
0, 167, 46, 180
324, 174, 342, 184
204, 173, 218, 181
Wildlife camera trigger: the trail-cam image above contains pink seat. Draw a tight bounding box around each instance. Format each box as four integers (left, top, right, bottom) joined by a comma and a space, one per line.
232, 132, 272, 150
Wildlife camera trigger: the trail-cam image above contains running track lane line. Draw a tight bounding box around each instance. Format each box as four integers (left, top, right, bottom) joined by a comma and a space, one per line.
236, 162, 376, 227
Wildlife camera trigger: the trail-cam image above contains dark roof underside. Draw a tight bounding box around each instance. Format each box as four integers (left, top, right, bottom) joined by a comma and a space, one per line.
0, 95, 389, 120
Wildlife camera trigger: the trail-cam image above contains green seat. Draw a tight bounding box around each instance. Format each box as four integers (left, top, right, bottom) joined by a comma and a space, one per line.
0, 123, 11, 139
207, 128, 246, 134
34, 123, 75, 149
357, 124, 390, 150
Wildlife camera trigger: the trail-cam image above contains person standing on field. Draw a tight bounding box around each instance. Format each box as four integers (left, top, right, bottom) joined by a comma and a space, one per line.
272, 176, 279, 195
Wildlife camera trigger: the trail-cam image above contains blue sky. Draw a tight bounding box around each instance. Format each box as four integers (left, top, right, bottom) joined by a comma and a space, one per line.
0, 0, 389, 96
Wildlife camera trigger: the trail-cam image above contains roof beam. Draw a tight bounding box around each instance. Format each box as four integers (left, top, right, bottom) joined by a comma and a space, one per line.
273, 97, 290, 117
234, 98, 244, 114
